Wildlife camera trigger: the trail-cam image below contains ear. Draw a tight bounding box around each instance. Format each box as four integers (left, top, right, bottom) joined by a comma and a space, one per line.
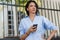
27, 8, 29, 11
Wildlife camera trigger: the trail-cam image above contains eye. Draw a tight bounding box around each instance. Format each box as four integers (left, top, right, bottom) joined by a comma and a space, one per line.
30, 5, 36, 8
30, 5, 33, 7
34, 5, 36, 7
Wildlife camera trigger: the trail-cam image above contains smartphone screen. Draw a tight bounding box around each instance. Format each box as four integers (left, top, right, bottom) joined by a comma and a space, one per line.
33, 24, 37, 28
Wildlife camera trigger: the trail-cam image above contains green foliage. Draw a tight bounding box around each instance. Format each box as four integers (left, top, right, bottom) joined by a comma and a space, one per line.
16, 0, 29, 6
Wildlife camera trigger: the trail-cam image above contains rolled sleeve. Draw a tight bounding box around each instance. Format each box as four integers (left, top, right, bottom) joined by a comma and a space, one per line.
43, 17, 58, 30
19, 20, 25, 37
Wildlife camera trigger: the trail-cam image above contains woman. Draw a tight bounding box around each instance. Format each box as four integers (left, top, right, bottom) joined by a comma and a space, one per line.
19, 1, 58, 40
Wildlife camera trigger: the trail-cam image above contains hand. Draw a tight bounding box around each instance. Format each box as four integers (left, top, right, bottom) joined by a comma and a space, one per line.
47, 39, 51, 40
28, 26, 37, 33
47, 39, 50, 40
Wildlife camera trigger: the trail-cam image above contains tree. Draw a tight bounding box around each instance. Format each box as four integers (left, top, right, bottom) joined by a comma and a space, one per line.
16, 0, 29, 16
16, 0, 29, 6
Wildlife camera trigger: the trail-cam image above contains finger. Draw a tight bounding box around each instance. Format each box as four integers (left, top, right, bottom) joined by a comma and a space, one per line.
33, 28, 37, 31
32, 26, 37, 28
33, 27, 37, 29
32, 27, 35, 29
30, 26, 33, 28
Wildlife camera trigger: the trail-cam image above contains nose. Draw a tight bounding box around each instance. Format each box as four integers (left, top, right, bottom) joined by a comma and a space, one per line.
33, 6, 36, 10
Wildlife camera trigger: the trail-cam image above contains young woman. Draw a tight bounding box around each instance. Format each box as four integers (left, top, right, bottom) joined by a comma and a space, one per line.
19, 1, 58, 40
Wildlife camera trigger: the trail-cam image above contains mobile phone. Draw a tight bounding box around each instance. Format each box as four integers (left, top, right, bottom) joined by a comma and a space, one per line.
33, 24, 37, 28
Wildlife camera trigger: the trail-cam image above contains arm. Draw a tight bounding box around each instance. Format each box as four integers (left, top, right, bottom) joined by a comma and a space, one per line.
20, 25, 37, 40
47, 30, 57, 40
19, 20, 28, 40
42, 17, 58, 40
20, 31, 30, 40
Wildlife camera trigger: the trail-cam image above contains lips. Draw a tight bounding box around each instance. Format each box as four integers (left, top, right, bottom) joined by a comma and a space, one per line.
32, 9, 36, 11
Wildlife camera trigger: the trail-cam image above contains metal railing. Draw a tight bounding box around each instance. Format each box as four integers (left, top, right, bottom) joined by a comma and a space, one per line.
39, 0, 60, 38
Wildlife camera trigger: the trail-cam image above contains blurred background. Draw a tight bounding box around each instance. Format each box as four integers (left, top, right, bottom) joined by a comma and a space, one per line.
0, 0, 60, 40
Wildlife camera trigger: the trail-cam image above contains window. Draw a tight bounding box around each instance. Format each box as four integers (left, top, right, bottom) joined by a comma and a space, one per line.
8, 11, 14, 37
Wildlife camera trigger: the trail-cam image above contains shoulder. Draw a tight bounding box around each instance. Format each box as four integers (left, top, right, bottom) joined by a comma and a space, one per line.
20, 16, 28, 22
36, 15, 45, 19
36, 16, 48, 22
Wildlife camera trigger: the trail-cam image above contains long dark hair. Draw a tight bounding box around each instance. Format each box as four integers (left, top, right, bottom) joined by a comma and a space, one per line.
25, 1, 39, 16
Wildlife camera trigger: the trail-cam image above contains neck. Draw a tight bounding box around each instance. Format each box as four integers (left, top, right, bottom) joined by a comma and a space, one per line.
29, 13, 36, 22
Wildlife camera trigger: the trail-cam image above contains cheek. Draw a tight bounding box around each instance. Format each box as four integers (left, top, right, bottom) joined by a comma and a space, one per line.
28, 8, 32, 11
27, 7, 36, 12
29, 7, 33, 10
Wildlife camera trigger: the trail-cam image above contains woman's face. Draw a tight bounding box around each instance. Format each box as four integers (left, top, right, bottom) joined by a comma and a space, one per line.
27, 2, 36, 15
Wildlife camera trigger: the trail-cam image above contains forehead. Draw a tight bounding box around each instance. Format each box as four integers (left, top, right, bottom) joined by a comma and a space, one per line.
29, 2, 36, 6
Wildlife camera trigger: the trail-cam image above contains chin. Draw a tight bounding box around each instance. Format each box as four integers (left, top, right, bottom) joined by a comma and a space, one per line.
32, 13, 36, 14
32, 11, 36, 13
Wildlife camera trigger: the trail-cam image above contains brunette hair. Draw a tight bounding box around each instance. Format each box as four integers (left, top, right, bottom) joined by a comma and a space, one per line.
25, 1, 39, 16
